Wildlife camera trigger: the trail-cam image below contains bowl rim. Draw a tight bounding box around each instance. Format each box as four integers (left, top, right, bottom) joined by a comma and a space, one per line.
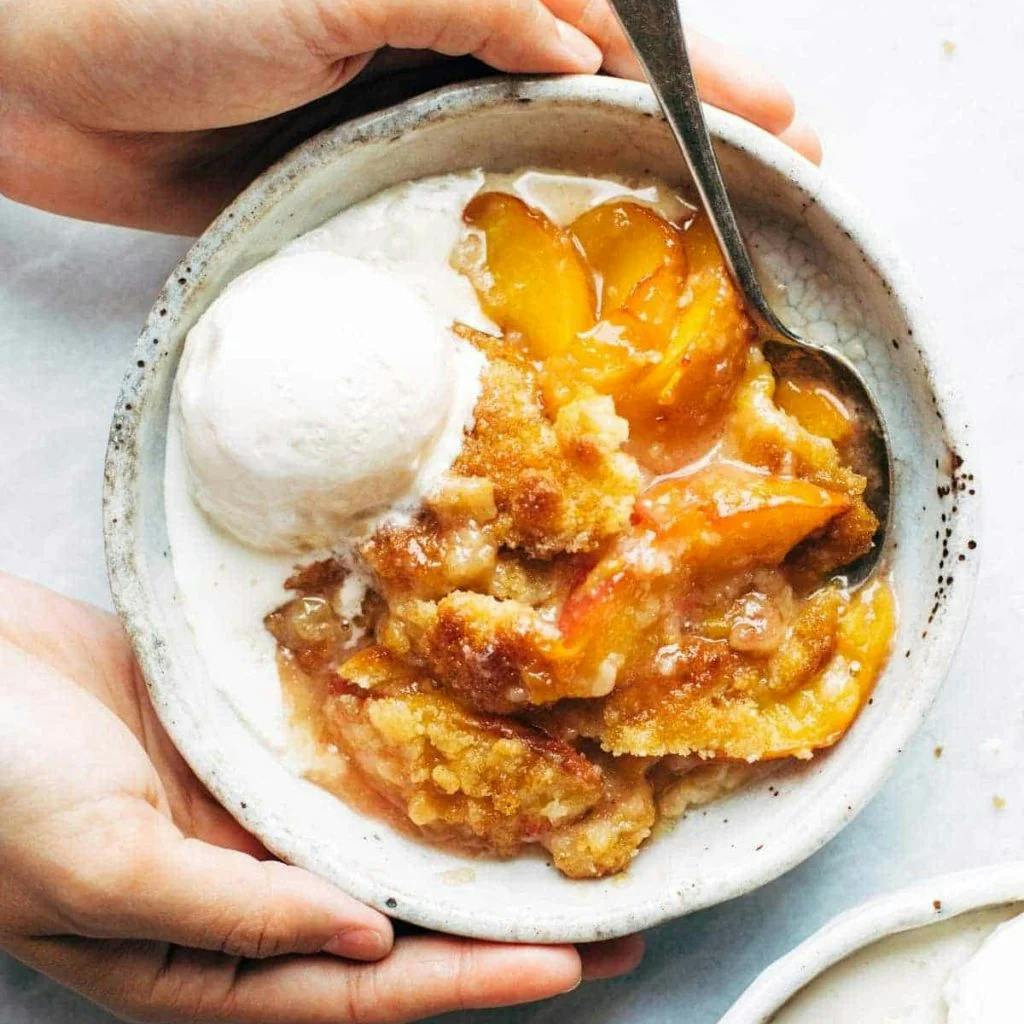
718, 862, 1024, 1022
104, 73, 981, 943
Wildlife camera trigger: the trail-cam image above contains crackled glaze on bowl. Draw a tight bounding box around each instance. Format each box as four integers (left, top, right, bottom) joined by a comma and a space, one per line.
103, 75, 979, 943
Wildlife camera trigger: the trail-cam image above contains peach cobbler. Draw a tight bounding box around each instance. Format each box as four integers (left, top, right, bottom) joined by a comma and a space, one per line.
262, 183, 895, 879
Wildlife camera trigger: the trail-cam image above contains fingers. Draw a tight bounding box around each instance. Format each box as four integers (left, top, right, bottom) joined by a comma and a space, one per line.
579, 933, 645, 980
51, 803, 392, 962
331, 0, 602, 74
676, 27, 797, 137
286, 936, 583, 1022
777, 117, 824, 165
12, 934, 584, 1024
346, 0, 815, 160
541, 0, 641, 79
543, 3, 811, 148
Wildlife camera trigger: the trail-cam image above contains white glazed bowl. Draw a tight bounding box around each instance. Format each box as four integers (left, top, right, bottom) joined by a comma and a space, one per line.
719, 863, 1024, 1022
103, 75, 979, 943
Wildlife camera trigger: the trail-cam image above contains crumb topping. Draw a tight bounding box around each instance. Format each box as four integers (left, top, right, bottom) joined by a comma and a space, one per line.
265, 188, 895, 878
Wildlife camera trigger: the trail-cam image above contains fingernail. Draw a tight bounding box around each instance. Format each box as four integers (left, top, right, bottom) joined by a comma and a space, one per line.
555, 21, 603, 72
323, 927, 391, 961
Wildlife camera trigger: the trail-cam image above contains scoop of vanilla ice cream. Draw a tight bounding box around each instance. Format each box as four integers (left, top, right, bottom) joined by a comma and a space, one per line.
943, 911, 1024, 1022
177, 249, 475, 551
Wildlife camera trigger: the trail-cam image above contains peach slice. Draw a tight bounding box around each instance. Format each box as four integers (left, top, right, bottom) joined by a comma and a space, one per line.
557, 464, 850, 668
461, 192, 596, 358
538, 265, 685, 408
570, 200, 687, 314
775, 377, 854, 443
546, 262, 694, 410
757, 579, 895, 759
542, 208, 713, 413
632, 464, 851, 573
594, 580, 896, 760
620, 214, 753, 432
619, 262, 689, 343
540, 316, 655, 409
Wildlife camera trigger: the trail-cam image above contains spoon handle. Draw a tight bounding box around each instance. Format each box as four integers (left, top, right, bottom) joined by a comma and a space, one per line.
607, 0, 800, 343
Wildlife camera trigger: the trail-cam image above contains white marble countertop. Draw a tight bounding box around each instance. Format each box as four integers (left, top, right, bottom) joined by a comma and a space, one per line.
2, 0, 1022, 1020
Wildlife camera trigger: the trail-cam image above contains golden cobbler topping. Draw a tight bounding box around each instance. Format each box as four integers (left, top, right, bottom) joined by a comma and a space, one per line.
265, 190, 895, 879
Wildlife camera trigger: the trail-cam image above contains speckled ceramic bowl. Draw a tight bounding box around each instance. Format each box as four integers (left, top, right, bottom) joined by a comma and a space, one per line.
719, 863, 1024, 1022
103, 75, 979, 943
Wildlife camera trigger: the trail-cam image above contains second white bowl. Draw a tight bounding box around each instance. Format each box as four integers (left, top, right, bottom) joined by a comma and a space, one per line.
720, 863, 1024, 1022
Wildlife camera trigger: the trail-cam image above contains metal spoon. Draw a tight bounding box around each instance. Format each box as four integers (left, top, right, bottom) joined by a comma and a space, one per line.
608, 0, 892, 584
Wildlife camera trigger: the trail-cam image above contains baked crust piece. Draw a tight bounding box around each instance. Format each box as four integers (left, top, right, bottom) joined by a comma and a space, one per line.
325, 646, 603, 855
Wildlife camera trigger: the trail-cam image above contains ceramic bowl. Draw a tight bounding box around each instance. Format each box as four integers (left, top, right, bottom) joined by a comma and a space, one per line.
103, 74, 979, 943
719, 863, 1024, 1022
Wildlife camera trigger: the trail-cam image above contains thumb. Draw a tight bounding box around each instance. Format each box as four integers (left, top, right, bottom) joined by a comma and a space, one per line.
52, 802, 393, 962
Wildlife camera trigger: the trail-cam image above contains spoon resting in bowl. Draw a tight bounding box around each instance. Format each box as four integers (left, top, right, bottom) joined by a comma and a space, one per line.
608, 0, 892, 584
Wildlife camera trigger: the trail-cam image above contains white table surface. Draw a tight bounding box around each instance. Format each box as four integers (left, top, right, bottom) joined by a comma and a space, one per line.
2, 0, 1022, 1020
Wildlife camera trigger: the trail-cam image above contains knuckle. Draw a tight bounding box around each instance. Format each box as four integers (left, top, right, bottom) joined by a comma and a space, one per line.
343, 967, 382, 1024
146, 949, 241, 1024
211, 861, 295, 959
478, 0, 546, 63
216, 910, 282, 959
483, 0, 527, 40
451, 943, 480, 1011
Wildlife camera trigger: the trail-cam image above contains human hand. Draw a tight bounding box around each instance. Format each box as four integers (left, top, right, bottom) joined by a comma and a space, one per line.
0, 572, 642, 1023
0, 0, 819, 234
